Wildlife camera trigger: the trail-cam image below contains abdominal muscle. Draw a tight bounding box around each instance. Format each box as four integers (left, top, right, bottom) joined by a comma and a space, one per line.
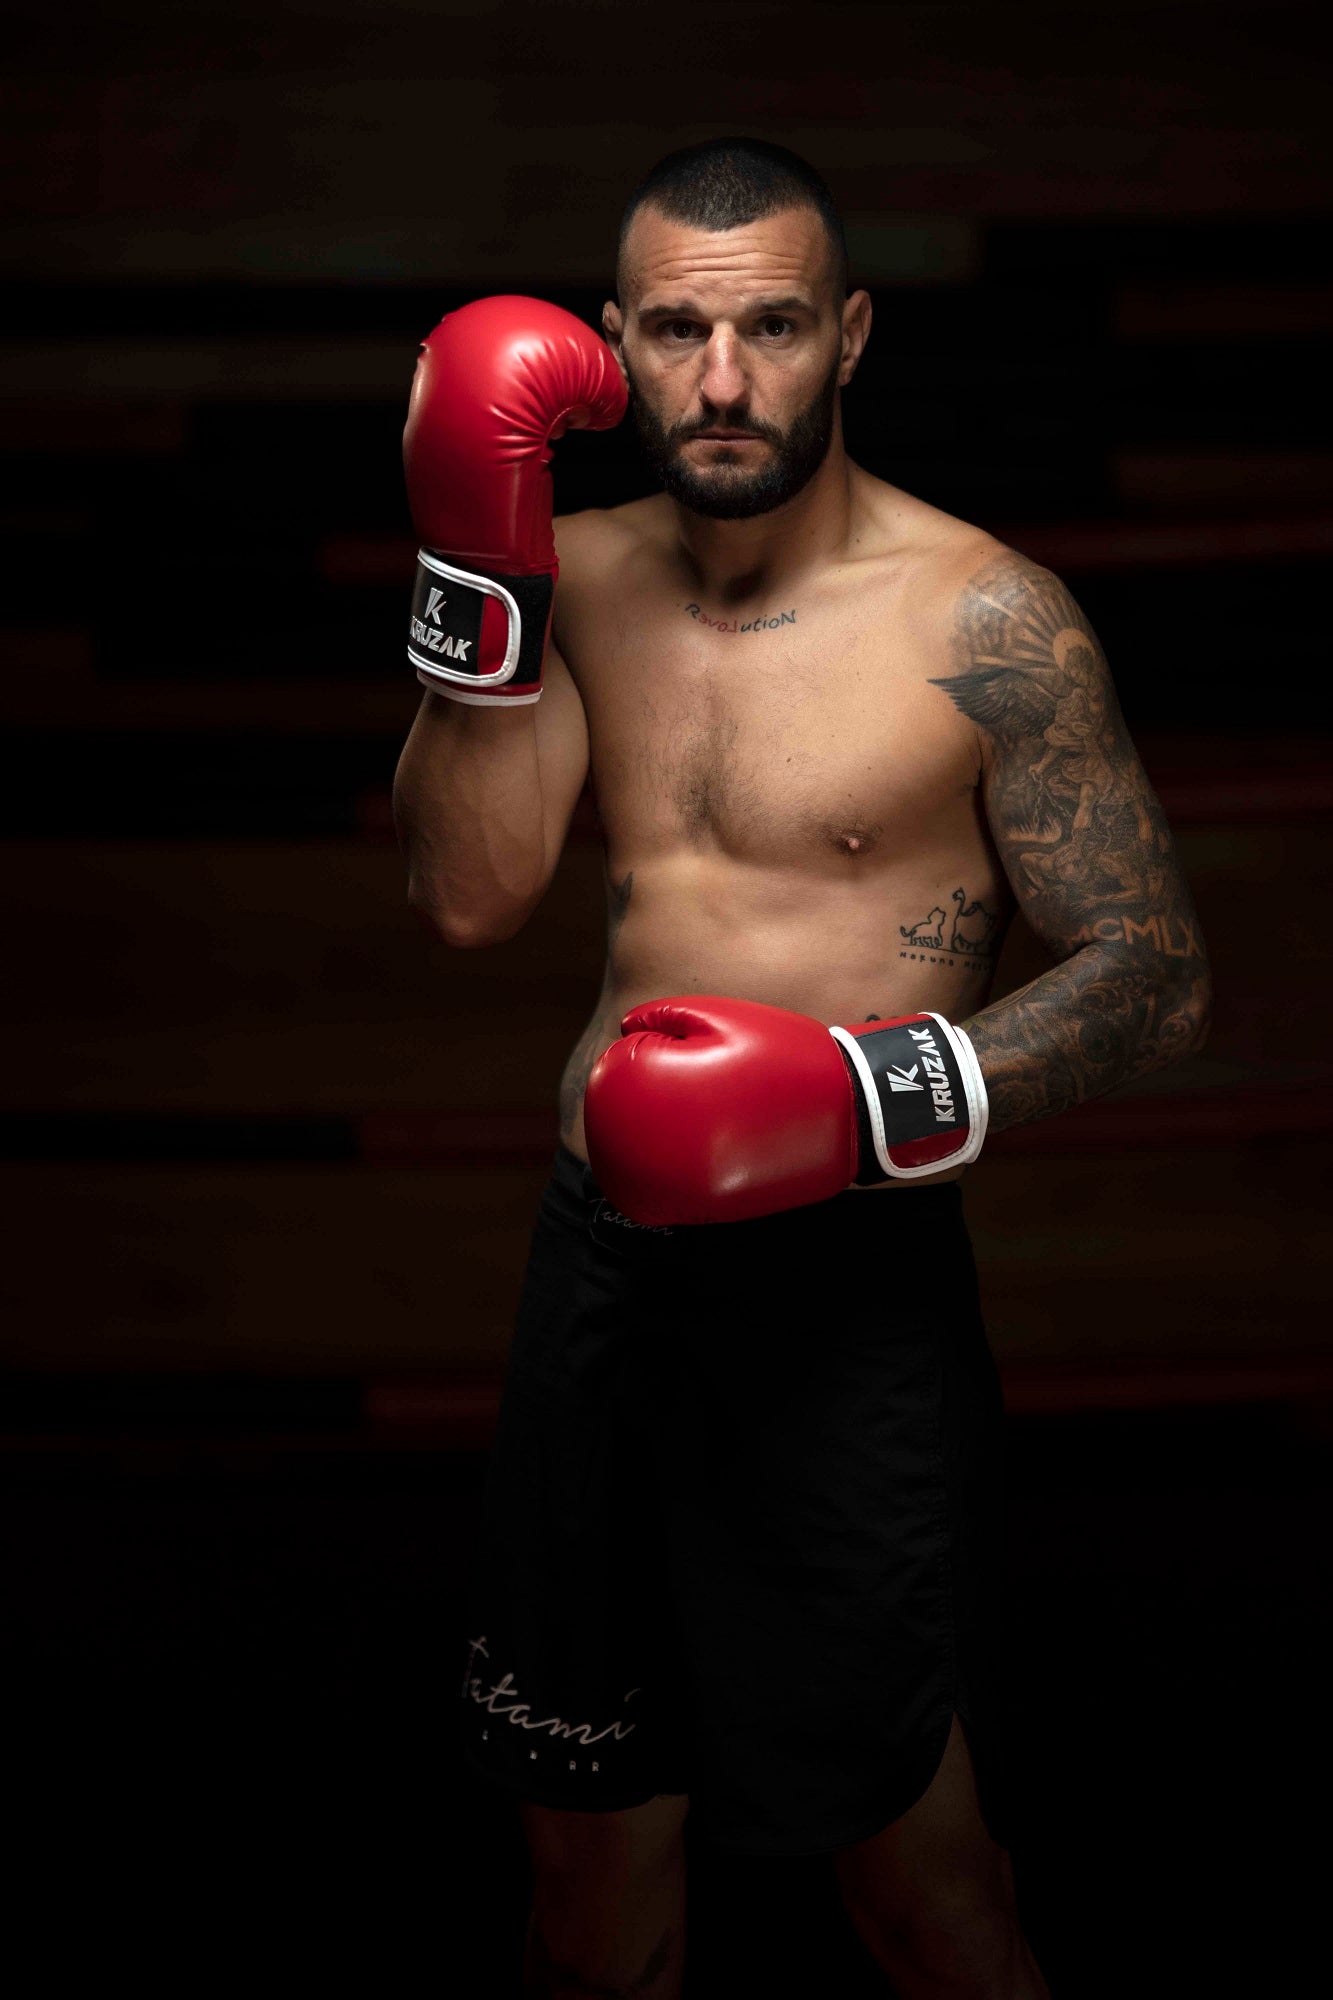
558, 845, 1005, 1193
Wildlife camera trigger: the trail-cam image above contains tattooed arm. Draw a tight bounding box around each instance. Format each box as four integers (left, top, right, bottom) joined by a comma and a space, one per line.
932, 552, 1212, 1132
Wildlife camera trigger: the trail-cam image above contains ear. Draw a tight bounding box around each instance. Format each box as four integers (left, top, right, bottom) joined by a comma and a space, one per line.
838, 289, 872, 388
601, 300, 628, 383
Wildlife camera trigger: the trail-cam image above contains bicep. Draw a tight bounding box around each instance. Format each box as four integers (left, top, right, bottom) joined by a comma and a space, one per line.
981, 703, 1200, 965
938, 554, 1205, 966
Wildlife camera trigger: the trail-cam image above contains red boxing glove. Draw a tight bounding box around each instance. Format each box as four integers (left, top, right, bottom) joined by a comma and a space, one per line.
403, 295, 626, 705
584, 996, 989, 1226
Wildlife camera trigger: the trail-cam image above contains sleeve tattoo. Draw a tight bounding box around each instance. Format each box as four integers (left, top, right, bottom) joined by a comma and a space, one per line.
932, 553, 1212, 1131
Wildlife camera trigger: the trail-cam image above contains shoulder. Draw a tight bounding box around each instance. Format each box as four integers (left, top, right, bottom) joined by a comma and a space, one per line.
928, 543, 1118, 748
849, 473, 1087, 640
844, 474, 1119, 753
550, 497, 672, 662
847, 470, 1003, 618
554, 495, 670, 582
940, 542, 1101, 664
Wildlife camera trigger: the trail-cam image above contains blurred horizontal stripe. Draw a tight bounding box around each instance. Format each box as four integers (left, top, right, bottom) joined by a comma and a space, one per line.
3, 1084, 1328, 1164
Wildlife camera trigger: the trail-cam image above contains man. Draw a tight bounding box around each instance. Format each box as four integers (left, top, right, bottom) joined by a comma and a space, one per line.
394, 139, 1210, 1999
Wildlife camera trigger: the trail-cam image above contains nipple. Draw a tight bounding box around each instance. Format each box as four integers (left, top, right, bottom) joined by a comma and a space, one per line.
827, 821, 880, 858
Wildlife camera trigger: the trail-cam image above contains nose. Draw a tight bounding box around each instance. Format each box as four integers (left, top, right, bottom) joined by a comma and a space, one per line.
697, 327, 748, 415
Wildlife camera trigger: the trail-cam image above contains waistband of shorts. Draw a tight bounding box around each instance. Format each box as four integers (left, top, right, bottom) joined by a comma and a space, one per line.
546, 1139, 966, 1254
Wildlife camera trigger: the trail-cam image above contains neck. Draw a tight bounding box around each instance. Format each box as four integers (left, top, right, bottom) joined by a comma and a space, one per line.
670, 420, 855, 605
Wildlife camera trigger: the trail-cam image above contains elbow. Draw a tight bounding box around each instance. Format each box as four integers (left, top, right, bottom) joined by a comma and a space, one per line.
405, 880, 528, 950
1173, 959, 1214, 1059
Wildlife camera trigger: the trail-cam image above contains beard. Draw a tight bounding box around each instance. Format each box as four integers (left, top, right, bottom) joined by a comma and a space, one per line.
625, 354, 840, 520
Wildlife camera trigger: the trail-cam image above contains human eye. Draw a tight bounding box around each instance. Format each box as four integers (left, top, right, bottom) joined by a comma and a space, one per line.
757, 316, 796, 339
660, 318, 701, 342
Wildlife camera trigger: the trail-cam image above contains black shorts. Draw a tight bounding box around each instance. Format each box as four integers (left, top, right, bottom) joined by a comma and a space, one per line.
457, 1144, 1011, 1857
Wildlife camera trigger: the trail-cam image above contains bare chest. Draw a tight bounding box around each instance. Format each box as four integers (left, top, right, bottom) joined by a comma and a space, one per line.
563, 582, 979, 865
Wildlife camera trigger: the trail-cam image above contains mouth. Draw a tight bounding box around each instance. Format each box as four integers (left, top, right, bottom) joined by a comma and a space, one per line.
690, 430, 764, 443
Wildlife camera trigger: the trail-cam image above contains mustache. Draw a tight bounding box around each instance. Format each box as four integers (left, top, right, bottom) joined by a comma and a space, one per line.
627, 390, 784, 452
666, 415, 781, 447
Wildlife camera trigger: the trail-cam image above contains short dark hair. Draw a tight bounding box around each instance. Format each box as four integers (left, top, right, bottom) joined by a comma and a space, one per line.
617, 136, 848, 301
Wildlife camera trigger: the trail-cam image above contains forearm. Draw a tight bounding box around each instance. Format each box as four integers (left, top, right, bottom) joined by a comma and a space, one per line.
393, 299, 622, 946
392, 692, 546, 944
961, 943, 1212, 1134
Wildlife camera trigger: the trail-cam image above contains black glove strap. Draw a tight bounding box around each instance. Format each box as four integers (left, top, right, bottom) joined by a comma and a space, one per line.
408, 552, 553, 693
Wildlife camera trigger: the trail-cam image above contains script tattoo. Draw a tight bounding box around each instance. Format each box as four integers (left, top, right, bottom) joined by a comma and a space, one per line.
685, 603, 797, 634
930, 554, 1210, 1130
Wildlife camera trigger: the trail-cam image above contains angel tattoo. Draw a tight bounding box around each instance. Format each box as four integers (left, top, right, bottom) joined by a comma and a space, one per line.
931, 563, 1162, 907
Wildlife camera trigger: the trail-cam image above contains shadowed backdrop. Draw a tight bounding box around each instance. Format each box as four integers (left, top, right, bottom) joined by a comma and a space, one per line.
1, 3, 1328, 1992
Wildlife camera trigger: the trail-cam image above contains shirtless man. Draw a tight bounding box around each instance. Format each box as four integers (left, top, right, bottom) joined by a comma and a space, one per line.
394, 138, 1210, 2000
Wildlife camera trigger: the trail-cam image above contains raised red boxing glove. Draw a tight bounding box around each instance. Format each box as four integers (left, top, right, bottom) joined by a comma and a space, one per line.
583, 996, 989, 1226
403, 295, 626, 704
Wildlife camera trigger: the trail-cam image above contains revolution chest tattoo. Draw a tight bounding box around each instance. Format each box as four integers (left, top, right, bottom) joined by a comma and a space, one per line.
684, 602, 798, 635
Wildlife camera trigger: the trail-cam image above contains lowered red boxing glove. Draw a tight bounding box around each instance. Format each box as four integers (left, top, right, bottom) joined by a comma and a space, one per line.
583, 995, 989, 1226
403, 295, 626, 704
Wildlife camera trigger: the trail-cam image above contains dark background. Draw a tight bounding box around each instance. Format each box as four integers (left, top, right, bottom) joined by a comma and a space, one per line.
2, 2, 1329, 1991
